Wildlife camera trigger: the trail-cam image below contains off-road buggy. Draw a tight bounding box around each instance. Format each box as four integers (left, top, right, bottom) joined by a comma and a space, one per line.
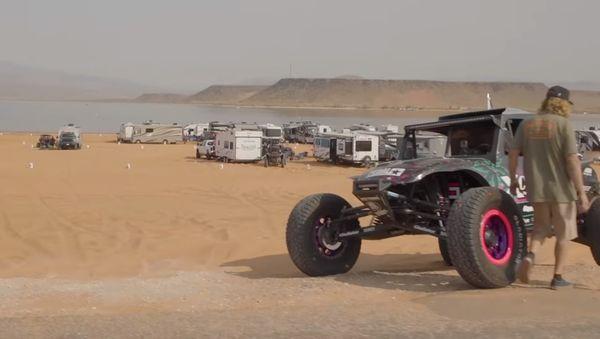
36, 134, 56, 149
286, 108, 600, 289
263, 141, 290, 168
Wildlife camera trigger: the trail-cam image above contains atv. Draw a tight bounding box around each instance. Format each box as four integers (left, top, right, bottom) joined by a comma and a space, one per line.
286, 108, 600, 289
263, 141, 289, 168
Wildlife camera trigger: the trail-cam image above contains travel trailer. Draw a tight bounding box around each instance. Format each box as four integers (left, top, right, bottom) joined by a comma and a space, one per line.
335, 133, 380, 166
58, 124, 81, 150
214, 129, 263, 162
117, 122, 134, 143
183, 123, 209, 142
315, 131, 402, 164
314, 133, 347, 162
130, 121, 183, 144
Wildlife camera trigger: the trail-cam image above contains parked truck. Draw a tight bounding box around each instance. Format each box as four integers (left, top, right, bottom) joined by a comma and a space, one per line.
58, 124, 81, 150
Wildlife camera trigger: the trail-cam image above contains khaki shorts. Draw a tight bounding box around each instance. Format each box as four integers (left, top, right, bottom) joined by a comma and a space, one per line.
532, 202, 578, 241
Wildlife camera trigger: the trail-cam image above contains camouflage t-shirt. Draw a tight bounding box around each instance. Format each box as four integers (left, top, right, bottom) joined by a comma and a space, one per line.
512, 113, 578, 203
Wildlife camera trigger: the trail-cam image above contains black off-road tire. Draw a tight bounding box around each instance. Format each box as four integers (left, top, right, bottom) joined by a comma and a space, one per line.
438, 238, 452, 266
286, 193, 362, 276
447, 187, 527, 288
585, 199, 600, 265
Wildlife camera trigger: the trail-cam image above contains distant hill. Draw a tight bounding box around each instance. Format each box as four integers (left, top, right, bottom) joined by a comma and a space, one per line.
242, 78, 557, 111
186, 85, 268, 104
0, 61, 159, 101
134, 93, 187, 103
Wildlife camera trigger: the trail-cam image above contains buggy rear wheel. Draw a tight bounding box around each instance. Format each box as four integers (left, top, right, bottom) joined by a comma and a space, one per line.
286, 193, 361, 276
584, 199, 600, 265
447, 187, 526, 288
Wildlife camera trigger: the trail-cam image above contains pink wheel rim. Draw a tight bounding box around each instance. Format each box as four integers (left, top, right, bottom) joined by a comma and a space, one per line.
479, 209, 513, 266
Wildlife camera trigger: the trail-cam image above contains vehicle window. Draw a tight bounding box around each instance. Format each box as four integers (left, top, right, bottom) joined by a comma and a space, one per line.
224, 142, 229, 149
145, 128, 154, 133
355, 140, 372, 152
230, 142, 234, 149
447, 121, 496, 157
264, 129, 282, 137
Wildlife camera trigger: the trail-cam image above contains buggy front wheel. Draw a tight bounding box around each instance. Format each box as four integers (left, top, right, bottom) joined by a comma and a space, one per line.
286, 193, 361, 276
446, 187, 526, 288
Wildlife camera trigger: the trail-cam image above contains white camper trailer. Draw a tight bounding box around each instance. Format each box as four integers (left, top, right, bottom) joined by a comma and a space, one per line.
130, 121, 183, 144
335, 133, 380, 166
117, 122, 135, 143
215, 129, 263, 162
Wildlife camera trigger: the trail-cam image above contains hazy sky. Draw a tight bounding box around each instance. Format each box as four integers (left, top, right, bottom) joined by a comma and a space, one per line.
2, 0, 599, 91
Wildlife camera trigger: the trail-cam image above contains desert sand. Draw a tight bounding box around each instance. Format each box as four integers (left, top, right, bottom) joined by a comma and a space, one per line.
1, 132, 600, 337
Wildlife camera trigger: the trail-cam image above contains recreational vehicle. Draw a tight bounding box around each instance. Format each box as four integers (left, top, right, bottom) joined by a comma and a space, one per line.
58, 124, 81, 150
130, 121, 183, 144
335, 133, 380, 166
214, 129, 263, 162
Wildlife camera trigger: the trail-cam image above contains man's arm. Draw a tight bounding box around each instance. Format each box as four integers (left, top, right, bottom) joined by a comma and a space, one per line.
508, 149, 520, 195
566, 154, 590, 213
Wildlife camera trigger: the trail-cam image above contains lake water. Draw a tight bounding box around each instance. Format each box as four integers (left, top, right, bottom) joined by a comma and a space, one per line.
0, 100, 598, 133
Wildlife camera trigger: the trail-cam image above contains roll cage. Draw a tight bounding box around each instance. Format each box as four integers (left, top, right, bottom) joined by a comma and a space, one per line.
400, 108, 532, 165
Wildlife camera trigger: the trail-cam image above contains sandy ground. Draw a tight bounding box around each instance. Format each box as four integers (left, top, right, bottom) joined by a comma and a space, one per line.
1, 132, 600, 338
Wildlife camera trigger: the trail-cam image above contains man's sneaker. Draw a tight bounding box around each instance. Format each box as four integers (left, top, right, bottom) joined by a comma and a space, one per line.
550, 277, 573, 290
517, 253, 534, 284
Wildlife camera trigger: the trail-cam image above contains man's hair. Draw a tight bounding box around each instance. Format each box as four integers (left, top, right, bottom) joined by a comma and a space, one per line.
538, 97, 572, 117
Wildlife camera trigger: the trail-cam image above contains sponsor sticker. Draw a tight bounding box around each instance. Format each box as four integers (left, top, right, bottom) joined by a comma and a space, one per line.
366, 168, 405, 178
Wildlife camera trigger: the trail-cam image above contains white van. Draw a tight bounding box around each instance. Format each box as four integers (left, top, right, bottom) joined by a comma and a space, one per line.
215, 129, 263, 162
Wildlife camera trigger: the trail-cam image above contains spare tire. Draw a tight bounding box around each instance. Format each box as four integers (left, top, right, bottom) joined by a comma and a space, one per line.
447, 187, 527, 288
